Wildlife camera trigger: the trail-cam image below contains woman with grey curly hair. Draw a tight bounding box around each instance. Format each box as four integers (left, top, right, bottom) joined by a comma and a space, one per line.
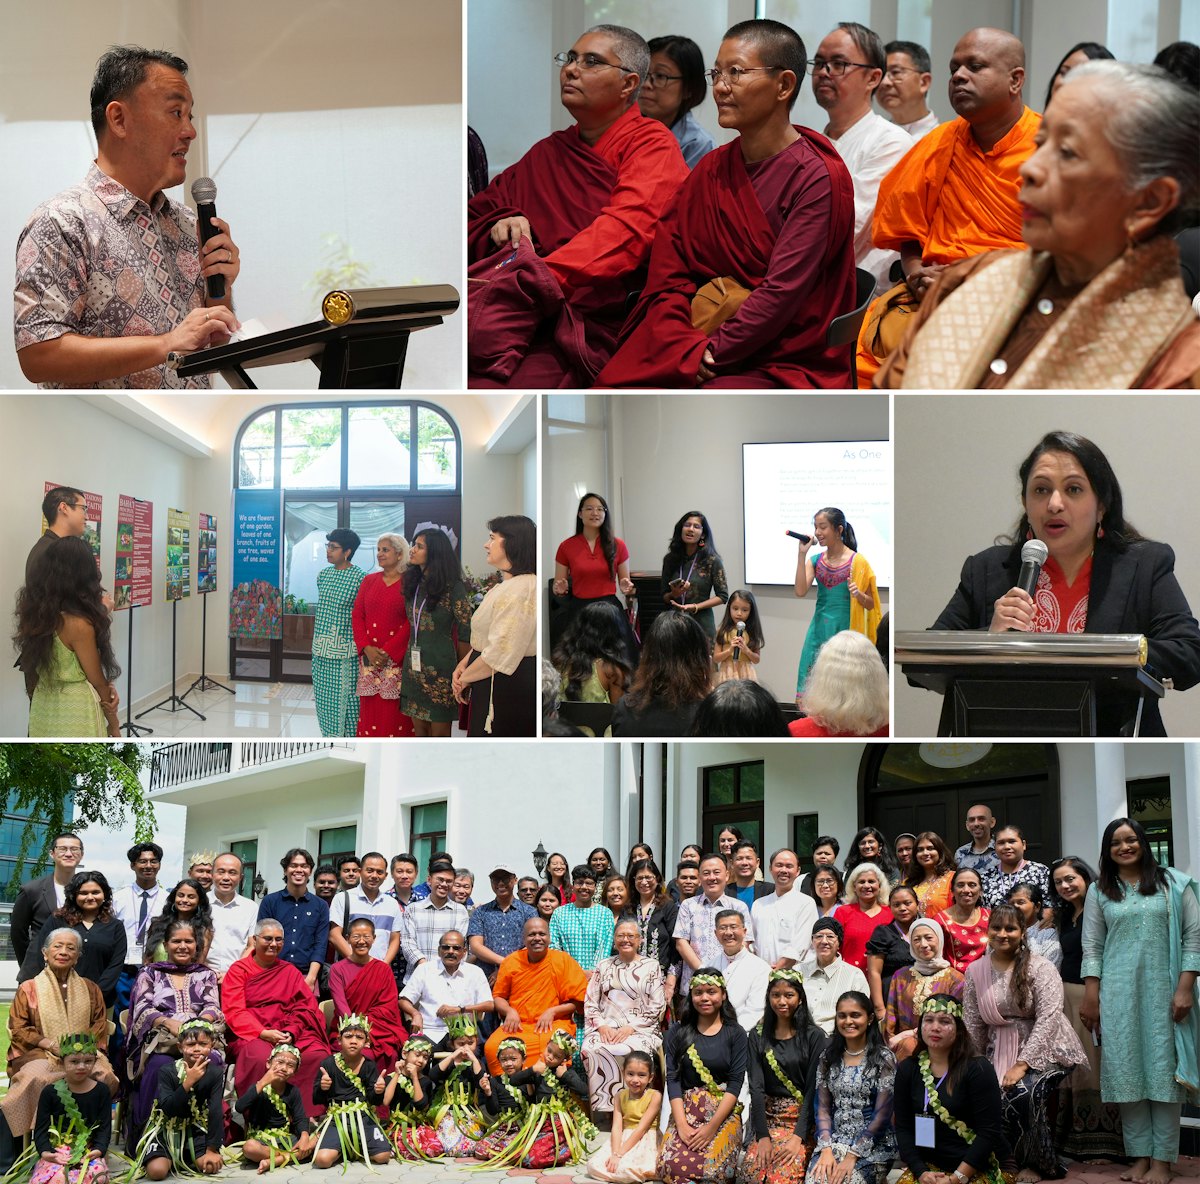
789, 630, 888, 737
351, 532, 413, 736
881, 60, 1200, 388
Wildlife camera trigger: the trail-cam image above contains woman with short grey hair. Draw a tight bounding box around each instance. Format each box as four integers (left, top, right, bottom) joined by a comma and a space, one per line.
882, 60, 1200, 389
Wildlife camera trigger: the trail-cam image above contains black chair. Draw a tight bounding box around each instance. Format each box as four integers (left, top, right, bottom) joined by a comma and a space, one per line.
826, 268, 877, 386
556, 700, 614, 738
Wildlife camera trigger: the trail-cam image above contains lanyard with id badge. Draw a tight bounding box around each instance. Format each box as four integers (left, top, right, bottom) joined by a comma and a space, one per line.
916, 1070, 949, 1148
410, 594, 428, 673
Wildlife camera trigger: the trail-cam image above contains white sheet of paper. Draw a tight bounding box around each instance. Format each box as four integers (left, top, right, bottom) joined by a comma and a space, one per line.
228, 317, 271, 343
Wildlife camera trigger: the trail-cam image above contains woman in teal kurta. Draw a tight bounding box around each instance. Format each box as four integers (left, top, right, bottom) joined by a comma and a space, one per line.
312, 529, 365, 737
1080, 817, 1200, 1180
794, 509, 881, 702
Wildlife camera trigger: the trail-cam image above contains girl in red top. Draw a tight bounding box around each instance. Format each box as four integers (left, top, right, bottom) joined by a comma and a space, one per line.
552, 492, 634, 645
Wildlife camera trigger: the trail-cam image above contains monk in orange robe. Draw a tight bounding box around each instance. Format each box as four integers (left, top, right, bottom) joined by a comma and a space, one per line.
483, 917, 587, 1074
468, 25, 688, 388
857, 28, 1039, 386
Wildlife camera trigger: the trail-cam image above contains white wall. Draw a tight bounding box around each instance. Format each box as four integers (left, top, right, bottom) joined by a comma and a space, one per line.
894, 395, 1200, 738
544, 394, 891, 705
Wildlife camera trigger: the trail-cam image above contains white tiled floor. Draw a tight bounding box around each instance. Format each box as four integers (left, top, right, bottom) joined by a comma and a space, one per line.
126, 677, 465, 738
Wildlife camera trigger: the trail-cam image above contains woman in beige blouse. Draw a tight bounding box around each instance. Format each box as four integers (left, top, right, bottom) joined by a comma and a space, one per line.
453, 515, 537, 736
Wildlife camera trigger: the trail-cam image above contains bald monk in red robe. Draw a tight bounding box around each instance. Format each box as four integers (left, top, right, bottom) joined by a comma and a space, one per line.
598, 20, 856, 389
858, 27, 1039, 386
468, 25, 688, 389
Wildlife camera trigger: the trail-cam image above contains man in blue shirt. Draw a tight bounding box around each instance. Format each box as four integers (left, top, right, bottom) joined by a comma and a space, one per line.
256, 847, 329, 996
467, 864, 538, 985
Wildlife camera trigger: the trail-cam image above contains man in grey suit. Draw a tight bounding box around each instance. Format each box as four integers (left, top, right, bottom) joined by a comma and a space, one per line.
10, 831, 85, 962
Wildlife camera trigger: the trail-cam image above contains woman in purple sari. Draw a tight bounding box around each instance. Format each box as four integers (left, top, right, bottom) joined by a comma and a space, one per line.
124, 920, 223, 1138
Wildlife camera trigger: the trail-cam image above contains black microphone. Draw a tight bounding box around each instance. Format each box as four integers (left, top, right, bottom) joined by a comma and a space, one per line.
735, 619, 746, 661
1017, 538, 1048, 597
785, 530, 812, 544
191, 177, 225, 300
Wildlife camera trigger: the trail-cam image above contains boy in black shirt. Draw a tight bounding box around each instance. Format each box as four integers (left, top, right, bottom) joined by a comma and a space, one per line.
235, 1042, 314, 1171
311, 1014, 392, 1168
28, 1033, 112, 1184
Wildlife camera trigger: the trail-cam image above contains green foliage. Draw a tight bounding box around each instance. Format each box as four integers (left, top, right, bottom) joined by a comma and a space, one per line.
0, 744, 154, 892
283, 593, 311, 615
307, 233, 376, 296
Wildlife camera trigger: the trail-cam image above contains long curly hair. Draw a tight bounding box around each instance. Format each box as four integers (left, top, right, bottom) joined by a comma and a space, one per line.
844, 826, 901, 883
402, 528, 464, 608
54, 871, 116, 926
665, 510, 719, 569
904, 831, 956, 889
552, 600, 635, 700
144, 878, 213, 961
14, 536, 119, 684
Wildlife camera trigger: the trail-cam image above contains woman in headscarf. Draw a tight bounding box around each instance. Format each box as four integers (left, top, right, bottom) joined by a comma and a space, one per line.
883, 919, 964, 1062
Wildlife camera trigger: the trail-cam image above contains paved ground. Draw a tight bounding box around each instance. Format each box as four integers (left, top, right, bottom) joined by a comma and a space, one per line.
125, 1150, 1200, 1184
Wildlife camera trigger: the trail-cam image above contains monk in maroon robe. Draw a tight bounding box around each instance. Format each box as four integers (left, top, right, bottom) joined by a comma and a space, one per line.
598, 20, 857, 388
468, 25, 688, 388
222, 924, 331, 1116
330, 952, 408, 1070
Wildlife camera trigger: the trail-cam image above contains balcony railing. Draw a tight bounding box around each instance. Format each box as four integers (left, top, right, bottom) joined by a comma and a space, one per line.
149, 742, 349, 791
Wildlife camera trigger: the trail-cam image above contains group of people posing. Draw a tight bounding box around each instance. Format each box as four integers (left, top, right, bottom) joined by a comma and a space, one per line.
467, 17, 1199, 390
13, 492, 539, 739
548, 496, 885, 738
6, 811, 1196, 1184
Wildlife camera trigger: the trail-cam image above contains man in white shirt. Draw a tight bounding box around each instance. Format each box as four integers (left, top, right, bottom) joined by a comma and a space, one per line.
812, 21, 911, 289
877, 41, 938, 137
797, 917, 868, 1034
751, 848, 818, 969
207, 851, 257, 981
328, 851, 403, 965
674, 853, 752, 994
111, 841, 165, 1056
715, 910, 771, 1031
399, 929, 493, 1045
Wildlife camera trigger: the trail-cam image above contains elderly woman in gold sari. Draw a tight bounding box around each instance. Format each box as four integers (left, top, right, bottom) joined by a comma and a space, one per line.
0, 929, 117, 1165
880, 61, 1200, 389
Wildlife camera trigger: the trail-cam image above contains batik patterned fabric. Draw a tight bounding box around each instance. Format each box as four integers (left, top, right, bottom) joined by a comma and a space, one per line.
15, 164, 209, 389
657, 1086, 742, 1184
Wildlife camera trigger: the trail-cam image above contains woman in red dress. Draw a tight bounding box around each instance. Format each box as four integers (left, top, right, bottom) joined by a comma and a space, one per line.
352, 534, 414, 737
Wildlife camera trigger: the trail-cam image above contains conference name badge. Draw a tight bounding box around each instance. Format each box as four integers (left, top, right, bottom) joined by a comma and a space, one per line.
410, 647, 422, 673
915, 1116, 936, 1148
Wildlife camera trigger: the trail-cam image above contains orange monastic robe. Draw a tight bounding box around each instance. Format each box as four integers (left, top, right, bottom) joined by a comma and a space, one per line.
483, 948, 588, 1074
857, 106, 1040, 385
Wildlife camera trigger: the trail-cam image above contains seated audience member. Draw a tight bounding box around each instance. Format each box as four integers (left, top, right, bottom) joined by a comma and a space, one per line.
467, 25, 688, 388
611, 611, 712, 737
329, 918, 408, 1070
640, 35, 716, 167
859, 27, 1038, 385
222, 921, 331, 1120
797, 918, 869, 1035
812, 22, 911, 287
893, 995, 1006, 1184
125, 920, 222, 1136
878, 41, 937, 137
598, 20, 857, 389
554, 600, 636, 706
1043, 41, 1113, 109
789, 630, 889, 737
399, 928, 493, 1047
1154, 40, 1199, 89
691, 679, 789, 738
878, 61, 1200, 389
0, 930, 118, 1173
484, 917, 588, 1074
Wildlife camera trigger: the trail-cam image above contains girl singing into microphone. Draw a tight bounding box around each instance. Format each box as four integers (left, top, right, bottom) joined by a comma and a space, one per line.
712, 591, 763, 684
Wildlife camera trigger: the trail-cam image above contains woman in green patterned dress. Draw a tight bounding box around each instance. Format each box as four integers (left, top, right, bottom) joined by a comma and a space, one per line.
312, 529, 365, 737
400, 528, 472, 737
661, 511, 728, 645
1080, 818, 1200, 1184
15, 537, 120, 737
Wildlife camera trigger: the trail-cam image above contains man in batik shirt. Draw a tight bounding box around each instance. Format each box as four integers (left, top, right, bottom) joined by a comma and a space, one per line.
14, 45, 241, 388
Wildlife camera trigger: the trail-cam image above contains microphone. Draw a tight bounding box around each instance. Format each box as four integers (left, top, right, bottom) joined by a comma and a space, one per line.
190, 177, 225, 300
1017, 538, 1048, 597
735, 620, 745, 661
785, 530, 812, 544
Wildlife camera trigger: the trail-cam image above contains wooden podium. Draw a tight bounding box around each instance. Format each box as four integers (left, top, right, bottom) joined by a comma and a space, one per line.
172, 284, 459, 389
895, 631, 1164, 737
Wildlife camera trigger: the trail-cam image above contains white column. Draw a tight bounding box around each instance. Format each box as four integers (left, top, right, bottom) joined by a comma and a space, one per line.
603, 743, 623, 855
1092, 742, 1129, 849
641, 743, 665, 860
1179, 744, 1199, 878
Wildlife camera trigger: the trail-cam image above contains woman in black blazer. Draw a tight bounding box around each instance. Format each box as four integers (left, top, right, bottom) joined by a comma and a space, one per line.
933, 430, 1200, 735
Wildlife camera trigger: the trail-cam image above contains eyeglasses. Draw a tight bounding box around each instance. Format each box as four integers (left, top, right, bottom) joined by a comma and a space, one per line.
555, 51, 635, 75
439, 943, 464, 951
884, 65, 922, 79
706, 65, 783, 86
808, 58, 875, 77
645, 70, 682, 87
54, 845, 83, 854
259, 935, 284, 944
